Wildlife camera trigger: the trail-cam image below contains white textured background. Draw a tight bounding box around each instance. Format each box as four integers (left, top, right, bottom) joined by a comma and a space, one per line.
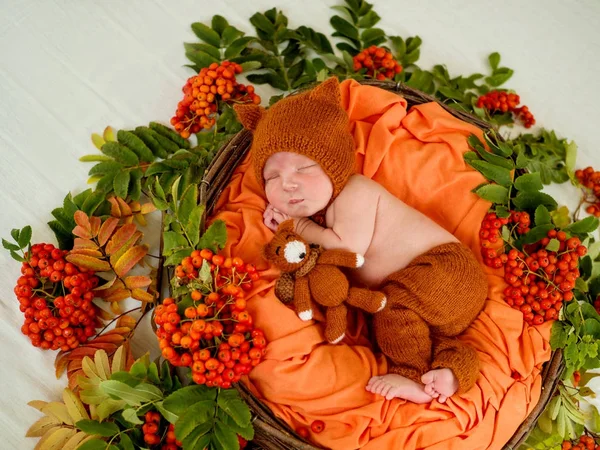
1, 1, 599, 448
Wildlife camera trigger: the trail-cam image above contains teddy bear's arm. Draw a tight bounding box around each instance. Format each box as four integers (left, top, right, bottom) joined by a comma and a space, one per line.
294, 276, 313, 321
274, 273, 295, 304
318, 249, 365, 269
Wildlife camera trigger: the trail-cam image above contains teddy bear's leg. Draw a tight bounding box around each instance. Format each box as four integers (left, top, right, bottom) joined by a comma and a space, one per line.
325, 303, 348, 344
347, 287, 387, 313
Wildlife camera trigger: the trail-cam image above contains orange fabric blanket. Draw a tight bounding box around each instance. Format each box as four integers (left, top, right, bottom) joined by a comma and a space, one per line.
209, 79, 552, 449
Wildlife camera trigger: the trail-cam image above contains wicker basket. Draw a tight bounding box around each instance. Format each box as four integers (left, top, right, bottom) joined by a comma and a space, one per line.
196, 80, 565, 450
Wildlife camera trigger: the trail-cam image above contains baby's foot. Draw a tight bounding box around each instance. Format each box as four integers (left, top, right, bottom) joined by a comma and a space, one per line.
366, 374, 433, 403
421, 368, 459, 403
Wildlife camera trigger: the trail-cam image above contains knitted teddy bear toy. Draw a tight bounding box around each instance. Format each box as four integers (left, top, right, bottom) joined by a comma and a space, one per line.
264, 220, 387, 344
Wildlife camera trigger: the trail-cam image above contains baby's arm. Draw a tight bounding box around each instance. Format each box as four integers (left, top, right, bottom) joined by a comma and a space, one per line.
293, 218, 345, 249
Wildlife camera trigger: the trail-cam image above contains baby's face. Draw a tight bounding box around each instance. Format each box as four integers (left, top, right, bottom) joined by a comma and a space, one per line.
263, 152, 333, 218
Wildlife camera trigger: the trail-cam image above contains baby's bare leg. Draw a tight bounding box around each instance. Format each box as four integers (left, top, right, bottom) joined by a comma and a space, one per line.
346, 287, 387, 313
366, 374, 433, 403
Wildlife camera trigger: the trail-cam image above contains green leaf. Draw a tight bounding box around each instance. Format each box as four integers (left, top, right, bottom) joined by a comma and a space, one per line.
437, 86, 464, 101
76, 419, 120, 437
2, 238, 20, 251
119, 433, 134, 450
512, 191, 558, 211
100, 380, 162, 406
163, 231, 190, 256
186, 50, 219, 69
149, 122, 190, 149
224, 37, 256, 59
155, 401, 179, 424
488, 52, 500, 70
181, 421, 213, 450
80, 154, 114, 162
214, 419, 240, 450
191, 22, 221, 47
485, 68, 514, 87
246, 73, 288, 91
466, 159, 512, 186
17, 225, 31, 249
81, 190, 106, 216
521, 224, 555, 245
357, 10, 380, 28
178, 184, 199, 226
197, 220, 227, 252
330, 15, 359, 40
100, 142, 139, 166
121, 407, 144, 425
495, 206, 510, 218
175, 403, 215, 442
222, 25, 245, 47
78, 439, 110, 450
163, 385, 216, 417
550, 321, 568, 350
565, 140, 577, 177
360, 28, 386, 47
186, 205, 205, 248
217, 410, 254, 441
565, 216, 599, 234
467, 135, 514, 170
164, 248, 193, 267
473, 184, 508, 204
216, 389, 251, 428
211, 15, 229, 36
514, 173, 543, 192
117, 130, 155, 163
113, 170, 130, 199
88, 161, 123, 176
534, 205, 552, 226
546, 238, 560, 252
133, 127, 168, 159
10, 228, 19, 242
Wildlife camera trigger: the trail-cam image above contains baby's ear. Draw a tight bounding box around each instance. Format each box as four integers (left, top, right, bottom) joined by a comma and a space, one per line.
309, 76, 340, 104
233, 104, 266, 131
278, 219, 295, 233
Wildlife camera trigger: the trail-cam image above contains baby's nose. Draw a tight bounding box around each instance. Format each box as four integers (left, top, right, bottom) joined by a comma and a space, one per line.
282, 179, 298, 191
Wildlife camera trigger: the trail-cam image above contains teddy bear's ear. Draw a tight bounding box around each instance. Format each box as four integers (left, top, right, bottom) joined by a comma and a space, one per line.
233, 103, 266, 131
277, 219, 295, 233
309, 76, 340, 105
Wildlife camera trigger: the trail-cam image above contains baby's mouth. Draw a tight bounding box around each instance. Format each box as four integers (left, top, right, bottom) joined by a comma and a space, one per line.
288, 199, 304, 205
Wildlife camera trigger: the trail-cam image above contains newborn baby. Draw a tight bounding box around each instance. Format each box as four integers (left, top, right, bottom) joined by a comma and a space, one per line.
234, 77, 488, 404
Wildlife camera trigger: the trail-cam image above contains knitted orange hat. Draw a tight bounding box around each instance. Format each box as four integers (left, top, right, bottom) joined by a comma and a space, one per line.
233, 77, 355, 200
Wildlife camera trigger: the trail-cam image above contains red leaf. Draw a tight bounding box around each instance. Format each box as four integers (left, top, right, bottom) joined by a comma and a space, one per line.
55, 353, 69, 378
114, 245, 148, 278
91, 334, 126, 345
124, 275, 152, 289
98, 217, 119, 247
66, 254, 111, 272
72, 225, 93, 239
68, 248, 104, 258
105, 223, 137, 255
131, 288, 155, 303
74, 210, 91, 231
90, 216, 101, 237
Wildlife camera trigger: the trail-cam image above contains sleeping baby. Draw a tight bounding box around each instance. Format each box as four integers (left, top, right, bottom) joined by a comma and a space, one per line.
234, 77, 488, 404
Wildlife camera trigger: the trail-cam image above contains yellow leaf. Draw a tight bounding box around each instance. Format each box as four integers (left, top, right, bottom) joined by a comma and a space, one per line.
124, 275, 152, 289
71, 225, 93, 239
105, 288, 132, 303
28, 400, 49, 411
111, 345, 126, 373
87, 175, 103, 185
98, 217, 119, 247
65, 254, 111, 272
35, 427, 76, 450
103, 126, 115, 142
140, 202, 157, 215
94, 350, 111, 380
81, 356, 103, 383
105, 223, 137, 255
40, 402, 73, 425
124, 216, 134, 224
134, 213, 147, 227
26, 417, 61, 437
94, 275, 117, 291
131, 288, 155, 303
62, 389, 89, 423
110, 301, 121, 314
114, 244, 148, 278
91, 133, 105, 150
109, 231, 142, 267
94, 280, 125, 299
129, 200, 141, 212
61, 431, 89, 450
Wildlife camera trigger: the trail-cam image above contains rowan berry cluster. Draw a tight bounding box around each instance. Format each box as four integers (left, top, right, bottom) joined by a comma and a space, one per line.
476, 90, 536, 128
170, 61, 261, 138
154, 249, 266, 389
575, 167, 600, 217
561, 435, 599, 450
143, 411, 182, 448
352, 46, 403, 80
479, 211, 531, 266
15, 243, 100, 351
479, 213, 586, 325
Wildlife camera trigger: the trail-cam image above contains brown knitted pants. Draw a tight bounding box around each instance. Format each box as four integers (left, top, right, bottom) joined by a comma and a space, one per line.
372, 242, 488, 393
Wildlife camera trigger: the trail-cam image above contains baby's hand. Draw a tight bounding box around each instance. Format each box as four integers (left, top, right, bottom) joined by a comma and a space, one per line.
263, 204, 292, 232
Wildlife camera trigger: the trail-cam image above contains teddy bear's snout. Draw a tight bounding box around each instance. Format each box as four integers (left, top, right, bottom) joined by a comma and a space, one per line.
284, 241, 308, 264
